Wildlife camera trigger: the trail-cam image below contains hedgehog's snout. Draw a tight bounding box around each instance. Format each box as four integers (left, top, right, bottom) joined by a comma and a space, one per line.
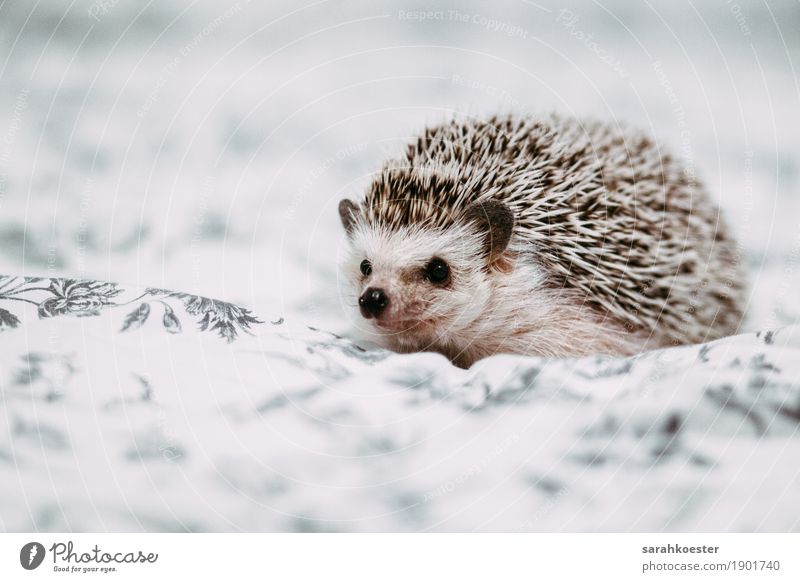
359, 287, 389, 319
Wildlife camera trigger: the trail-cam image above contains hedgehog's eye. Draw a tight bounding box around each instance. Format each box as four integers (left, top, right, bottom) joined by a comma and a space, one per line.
424, 258, 450, 284
360, 259, 372, 276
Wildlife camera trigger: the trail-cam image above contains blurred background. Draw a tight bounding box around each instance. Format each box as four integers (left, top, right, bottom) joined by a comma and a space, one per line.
0, 0, 798, 333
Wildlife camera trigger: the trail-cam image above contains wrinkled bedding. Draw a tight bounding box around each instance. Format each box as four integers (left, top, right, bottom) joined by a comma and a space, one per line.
1, 275, 798, 532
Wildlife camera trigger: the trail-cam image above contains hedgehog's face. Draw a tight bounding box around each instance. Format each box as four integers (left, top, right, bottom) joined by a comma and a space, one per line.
338, 198, 514, 354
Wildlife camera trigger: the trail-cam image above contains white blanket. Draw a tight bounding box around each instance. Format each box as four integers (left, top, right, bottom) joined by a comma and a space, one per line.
1, 276, 798, 532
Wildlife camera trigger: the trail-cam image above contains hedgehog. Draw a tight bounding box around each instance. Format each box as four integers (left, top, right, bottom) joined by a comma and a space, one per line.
338, 113, 746, 368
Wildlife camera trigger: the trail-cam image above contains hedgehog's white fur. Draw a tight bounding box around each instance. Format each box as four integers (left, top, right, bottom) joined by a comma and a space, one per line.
339, 113, 746, 367
342, 213, 646, 367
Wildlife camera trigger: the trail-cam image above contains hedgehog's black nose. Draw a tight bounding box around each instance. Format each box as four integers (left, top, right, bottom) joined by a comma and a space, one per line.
359, 287, 389, 318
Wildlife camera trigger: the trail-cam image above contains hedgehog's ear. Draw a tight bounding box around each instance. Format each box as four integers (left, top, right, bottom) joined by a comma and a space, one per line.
463, 200, 515, 261
338, 199, 359, 236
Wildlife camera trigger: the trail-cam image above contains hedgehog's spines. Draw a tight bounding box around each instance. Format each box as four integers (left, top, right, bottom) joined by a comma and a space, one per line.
351, 113, 746, 346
